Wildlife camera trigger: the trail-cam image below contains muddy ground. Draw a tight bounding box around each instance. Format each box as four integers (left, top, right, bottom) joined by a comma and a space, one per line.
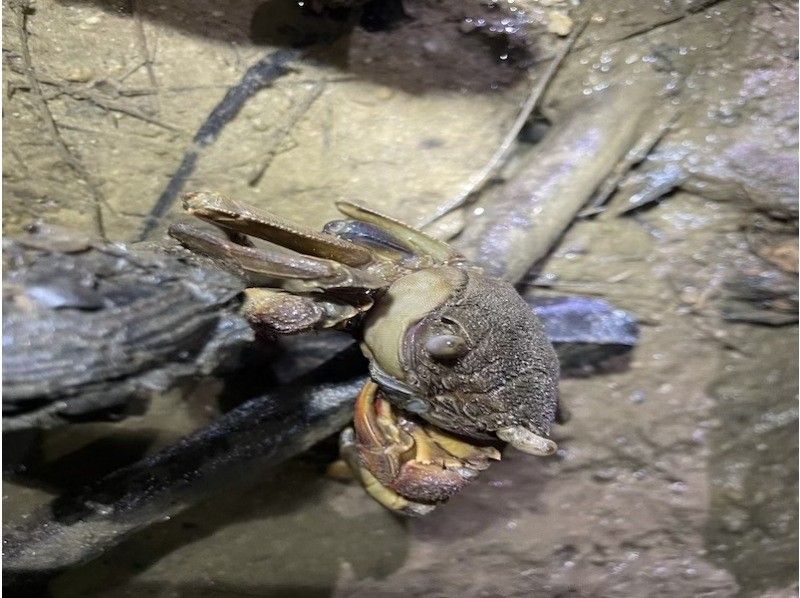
3, 0, 798, 596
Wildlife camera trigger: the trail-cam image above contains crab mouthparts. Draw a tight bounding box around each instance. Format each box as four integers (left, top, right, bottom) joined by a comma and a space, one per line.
366, 364, 558, 457
367, 363, 429, 414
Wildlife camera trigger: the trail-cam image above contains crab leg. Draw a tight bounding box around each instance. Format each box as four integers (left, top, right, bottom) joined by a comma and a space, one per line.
183, 191, 374, 267
169, 222, 386, 294
242, 288, 361, 334
169, 222, 387, 334
335, 200, 463, 264
322, 219, 421, 267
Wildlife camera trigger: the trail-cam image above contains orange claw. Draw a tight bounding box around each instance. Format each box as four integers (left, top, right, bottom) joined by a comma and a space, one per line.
341, 381, 501, 515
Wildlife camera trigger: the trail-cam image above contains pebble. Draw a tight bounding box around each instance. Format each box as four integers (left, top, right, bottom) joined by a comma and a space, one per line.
64, 66, 94, 83
592, 468, 618, 483
547, 11, 573, 36
374, 86, 394, 101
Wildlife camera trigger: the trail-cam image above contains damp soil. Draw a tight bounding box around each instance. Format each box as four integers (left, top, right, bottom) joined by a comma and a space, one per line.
3, 0, 797, 597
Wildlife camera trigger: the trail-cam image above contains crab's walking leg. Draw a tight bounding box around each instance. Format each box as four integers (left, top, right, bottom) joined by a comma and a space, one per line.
169, 221, 386, 334
169, 222, 385, 293
334, 201, 463, 264
183, 191, 374, 267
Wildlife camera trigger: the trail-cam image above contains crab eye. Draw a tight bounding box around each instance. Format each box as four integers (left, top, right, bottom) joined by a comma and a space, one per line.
424, 334, 468, 361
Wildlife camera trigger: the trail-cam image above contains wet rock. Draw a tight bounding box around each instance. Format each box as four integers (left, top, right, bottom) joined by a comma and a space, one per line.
610, 1, 799, 219
2, 230, 252, 430
546, 11, 572, 36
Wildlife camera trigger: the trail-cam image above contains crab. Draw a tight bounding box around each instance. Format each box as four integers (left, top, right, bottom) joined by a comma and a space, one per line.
169, 191, 560, 514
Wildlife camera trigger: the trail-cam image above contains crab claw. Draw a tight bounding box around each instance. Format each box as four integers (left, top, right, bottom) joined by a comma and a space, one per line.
340, 381, 500, 515
496, 426, 557, 456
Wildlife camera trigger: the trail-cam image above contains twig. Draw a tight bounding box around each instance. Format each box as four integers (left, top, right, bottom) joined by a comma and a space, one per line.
117, 59, 149, 84
614, 14, 687, 43
107, 77, 356, 97
10, 1, 108, 240
65, 88, 177, 132
6, 62, 180, 132
129, 0, 161, 115
131, 1, 158, 90
421, 18, 587, 227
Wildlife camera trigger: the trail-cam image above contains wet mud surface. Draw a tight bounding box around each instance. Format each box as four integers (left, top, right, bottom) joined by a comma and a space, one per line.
3, 0, 797, 596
